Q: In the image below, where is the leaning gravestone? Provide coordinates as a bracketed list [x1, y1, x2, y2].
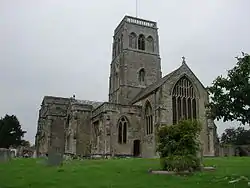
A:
[47, 149, 63, 167]
[0, 148, 11, 162]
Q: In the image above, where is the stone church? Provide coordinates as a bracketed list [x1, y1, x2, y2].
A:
[35, 15, 217, 158]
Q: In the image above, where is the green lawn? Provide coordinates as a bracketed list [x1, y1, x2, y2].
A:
[0, 157, 249, 188]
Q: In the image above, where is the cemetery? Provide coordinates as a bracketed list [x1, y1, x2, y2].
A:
[0, 156, 249, 188]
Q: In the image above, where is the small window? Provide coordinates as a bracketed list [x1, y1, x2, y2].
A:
[145, 102, 153, 135]
[138, 68, 145, 85]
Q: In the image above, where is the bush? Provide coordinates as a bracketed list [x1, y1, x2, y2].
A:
[157, 120, 202, 172]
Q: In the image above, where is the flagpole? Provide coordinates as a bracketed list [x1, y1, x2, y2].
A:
[136, 0, 138, 17]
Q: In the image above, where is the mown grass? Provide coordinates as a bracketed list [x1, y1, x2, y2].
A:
[0, 157, 249, 188]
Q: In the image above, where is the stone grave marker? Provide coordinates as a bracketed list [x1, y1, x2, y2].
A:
[47, 149, 63, 167]
[0, 148, 11, 162]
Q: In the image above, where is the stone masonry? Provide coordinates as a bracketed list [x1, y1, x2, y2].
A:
[35, 15, 217, 158]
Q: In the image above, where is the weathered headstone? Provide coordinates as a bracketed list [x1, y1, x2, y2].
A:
[0, 148, 11, 162]
[47, 149, 63, 166]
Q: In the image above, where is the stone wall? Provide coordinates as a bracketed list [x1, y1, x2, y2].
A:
[91, 103, 142, 156]
[218, 145, 250, 157]
[36, 96, 70, 155]
[158, 63, 213, 156]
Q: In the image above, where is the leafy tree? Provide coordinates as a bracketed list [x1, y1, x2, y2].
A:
[221, 127, 250, 145]
[21, 140, 31, 147]
[0, 114, 26, 148]
[157, 120, 202, 172]
[207, 53, 250, 125]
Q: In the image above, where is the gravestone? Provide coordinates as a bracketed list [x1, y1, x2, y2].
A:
[0, 148, 11, 162]
[47, 149, 63, 166]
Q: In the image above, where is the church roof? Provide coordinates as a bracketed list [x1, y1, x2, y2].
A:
[130, 61, 208, 104]
[130, 67, 181, 104]
[72, 99, 104, 109]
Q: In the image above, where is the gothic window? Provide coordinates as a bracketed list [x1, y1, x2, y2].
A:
[120, 34, 123, 51]
[112, 42, 116, 58]
[129, 32, 137, 48]
[66, 114, 70, 129]
[118, 38, 121, 54]
[145, 101, 153, 135]
[147, 36, 154, 52]
[172, 76, 197, 124]
[138, 68, 145, 85]
[118, 117, 128, 144]
[138, 34, 145, 50]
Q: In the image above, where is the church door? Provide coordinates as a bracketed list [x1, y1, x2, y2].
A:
[133, 140, 141, 157]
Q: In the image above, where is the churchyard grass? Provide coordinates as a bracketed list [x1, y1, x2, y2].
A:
[0, 157, 249, 188]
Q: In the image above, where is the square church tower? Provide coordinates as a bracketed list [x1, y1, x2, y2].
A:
[109, 16, 162, 105]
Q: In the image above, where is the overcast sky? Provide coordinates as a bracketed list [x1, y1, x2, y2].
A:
[1, 0, 250, 144]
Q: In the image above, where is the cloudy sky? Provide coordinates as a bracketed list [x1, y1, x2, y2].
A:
[1, 0, 250, 144]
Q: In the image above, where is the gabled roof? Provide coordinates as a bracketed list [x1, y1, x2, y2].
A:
[130, 61, 208, 104]
[130, 67, 181, 104]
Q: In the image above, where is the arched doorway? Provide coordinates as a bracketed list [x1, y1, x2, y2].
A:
[133, 140, 141, 157]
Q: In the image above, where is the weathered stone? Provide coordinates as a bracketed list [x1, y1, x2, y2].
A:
[35, 15, 216, 159]
[0, 148, 11, 162]
[47, 149, 63, 166]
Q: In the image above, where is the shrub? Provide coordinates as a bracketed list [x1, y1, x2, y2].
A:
[157, 120, 202, 172]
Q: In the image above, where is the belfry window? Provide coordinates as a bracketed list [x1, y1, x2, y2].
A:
[118, 117, 128, 144]
[172, 76, 197, 124]
[147, 36, 154, 52]
[138, 34, 145, 50]
[129, 32, 137, 49]
[145, 102, 153, 135]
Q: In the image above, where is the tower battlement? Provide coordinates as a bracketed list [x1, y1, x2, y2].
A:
[115, 16, 157, 34]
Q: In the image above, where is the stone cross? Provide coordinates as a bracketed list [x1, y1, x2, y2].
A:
[182, 56, 186, 64]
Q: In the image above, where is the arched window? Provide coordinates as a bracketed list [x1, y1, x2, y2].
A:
[117, 38, 121, 54]
[147, 36, 154, 52]
[138, 34, 145, 50]
[120, 34, 123, 51]
[118, 117, 128, 144]
[66, 114, 70, 128]
[145, 102, 153, 135]
[138, 68, 145, 85]
[172, 76, 197, 124]
[112, 42, 116, 58]
[129, 32, 137, 48]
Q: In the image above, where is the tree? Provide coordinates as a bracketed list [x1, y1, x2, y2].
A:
[220, 127, 250, 145]
[21, 140, 31, 147]
[157, 120, 202, 172]
[207, 53, 250, 125]
[0, 114, 26, 148]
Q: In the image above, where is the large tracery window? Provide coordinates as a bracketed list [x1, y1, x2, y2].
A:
[172, 76, 197, 124]
[118, 117, 128, 144]
[145, 102, 153, 135]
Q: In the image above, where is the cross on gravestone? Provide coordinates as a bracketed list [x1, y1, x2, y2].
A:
[47, 149, 63, 167]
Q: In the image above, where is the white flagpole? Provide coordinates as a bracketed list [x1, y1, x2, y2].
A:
[136, 0, 138, 17]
